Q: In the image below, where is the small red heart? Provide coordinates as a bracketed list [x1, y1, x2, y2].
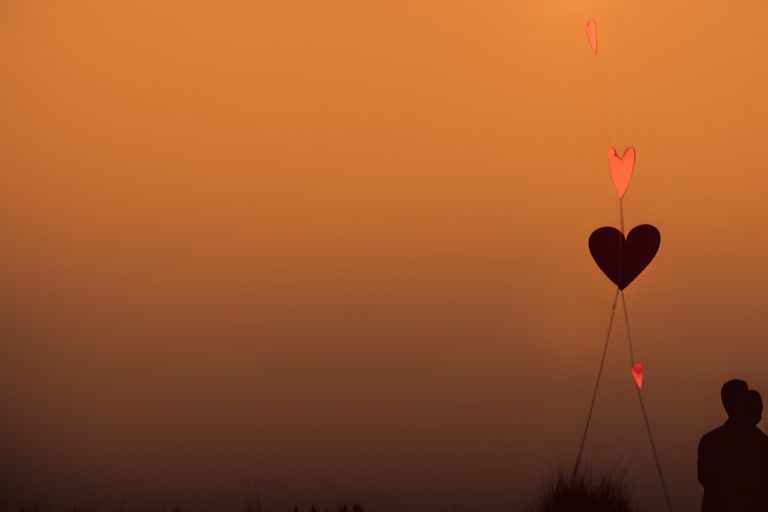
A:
[632, 363, 644, 390]
[608, 147, 635, 198]
[585, 20, 598, 54]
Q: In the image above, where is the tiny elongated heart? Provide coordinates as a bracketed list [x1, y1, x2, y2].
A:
[588, 224, 660, 290]
[608, 147, 635, 198]
[586, 20, 598, 54]
[632, 363, 644, 390]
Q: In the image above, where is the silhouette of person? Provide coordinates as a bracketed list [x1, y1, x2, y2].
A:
[698, 379, 768, 511]
[746, 389, 764, 426]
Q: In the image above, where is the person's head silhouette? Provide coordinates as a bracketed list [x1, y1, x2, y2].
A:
[721, 379, 748, 419]
[746, 389, 763, 426]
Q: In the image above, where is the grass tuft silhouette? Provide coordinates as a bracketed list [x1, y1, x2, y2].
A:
[528, 465, 634, 512]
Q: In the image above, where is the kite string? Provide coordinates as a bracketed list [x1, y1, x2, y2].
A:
[591, 51, 612, 149]
[573, 287, 620, 479]
[619, 198, 624, 235]
[621, 290, 674, 512]
[586, 21, 672, 510]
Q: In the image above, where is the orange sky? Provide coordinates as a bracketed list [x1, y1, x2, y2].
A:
[2, 1, 768, 510]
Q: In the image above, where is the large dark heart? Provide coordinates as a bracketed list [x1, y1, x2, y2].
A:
[588, 224, 660, 290]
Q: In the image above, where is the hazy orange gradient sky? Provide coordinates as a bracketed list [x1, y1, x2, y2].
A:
[2, 1, 768, 510]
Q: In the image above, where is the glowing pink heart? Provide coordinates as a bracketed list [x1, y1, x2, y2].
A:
[608, 147, 635, 198]
[586, 20, 598, 54]
[632, 363, 644, 390]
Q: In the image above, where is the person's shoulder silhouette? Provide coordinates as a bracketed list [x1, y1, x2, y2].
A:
[698, 379, 768, 512]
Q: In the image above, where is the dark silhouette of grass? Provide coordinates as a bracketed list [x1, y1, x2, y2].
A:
[11, 502, 364, 512]
[528, 466, 635, 512]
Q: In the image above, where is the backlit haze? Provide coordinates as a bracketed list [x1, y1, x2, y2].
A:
[2, 1, 768, 511]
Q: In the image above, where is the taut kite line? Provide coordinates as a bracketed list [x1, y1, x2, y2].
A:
[571, 18, 673, 512]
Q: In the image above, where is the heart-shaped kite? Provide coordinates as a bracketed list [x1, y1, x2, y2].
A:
[608, 147, 635, 198]
[632, 363, 644, 390]
[586, 20, 598, 54]
[588, 224, 660, 290]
